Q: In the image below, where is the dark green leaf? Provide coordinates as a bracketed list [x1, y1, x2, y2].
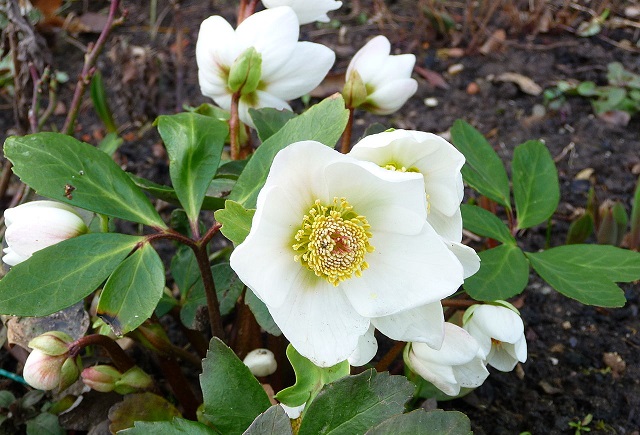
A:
[171, 245, 200, 295]
[130, 175, 226, 211]
[119, 417, 217, 435]
[0, 233, 141, 317]
[215, 200, 256, 245]
[526, 245, 640, 306]
[566, 213, 594, 244]
[460, 204, 515, 245]
[365, 410, 471, 435]
[97, 242, 165, 336]
[243, 405, 293, 435]
[4, 133, 166, 228]
[463, 244, 529, 301]
[90, 71, 117, 133]
[25, 412, 65, 435]
[200, 338, 271, 435]
[275, 345, 349, 407]
[249, 108, 297, 142]
[157, 113, 229, 221]
[217, 159, 249, 180]
[298, 370, 414, 435]
[245, 290, 281, 336]
[450, 120, 511, 208]
[108, 392, 181, 434]
[230, 95, 349, 208]
[630, 176, 640, 250]
[512, 140, 559, 229]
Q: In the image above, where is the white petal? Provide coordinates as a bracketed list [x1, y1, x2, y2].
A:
[347, 36, 391, 84]
[264, 42, 335, 100]
[513, 336, 528, 363]
[408, 344, 460, 396]
[266, 282, 369, 367]
[470, 305, 525, 345]
[464, 322, 492, 358]
[365, 53, 416, 89]
[452, 357, 490, 389]
[365, 78, 418, 114]
[412, 324, 480, 366]
[263, 0, 342, 24]
[348, 325, 378, 367]
[235, 7, 299, 78]
[372, 302, 444, 349]
[196, 15, 238, 100]
[428, 207, 463, 242]
[2, 247, 27, 266]
[280, 403, 305, 419]
[237, 91, 292, 128]
[343, 223, 464, 317]
[487, 347, 518, 372]
[443, 240, 480, 279]
[350, 130, 437, 168]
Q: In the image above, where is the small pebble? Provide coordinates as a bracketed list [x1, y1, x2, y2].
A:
[424, 97, 439, 107]
[447, 63, 464, 75]
[569, 337, 578, 347]
[466, 82, 480, 95]
[531, 104, 546, 117]
[562, 321, 571, 330]
[549, 357, 559, 366]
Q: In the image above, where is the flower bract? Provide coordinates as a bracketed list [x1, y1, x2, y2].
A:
[262, 0, 342, 24]
[230, 141, 465, 366]
[3, 200, 88, 266]
[196, 7, 335, 128]
[345, 35, 417, 114]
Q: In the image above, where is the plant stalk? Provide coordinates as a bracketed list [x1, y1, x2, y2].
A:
[69, 334, 135, 372]
[340, 107, 355, 153]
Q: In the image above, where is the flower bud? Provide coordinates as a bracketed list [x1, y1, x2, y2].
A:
[342, 69, 368, 109]
[59, 356, 82, 391]
[227, 47, 263, 96]
[28, 331, 73, 356]
[243, 348, 277, 377]
[3, 200, 88, 266]
[23, 350, 81, 391]
[115, 366, 153, 394]
[81, 365, 122, 392]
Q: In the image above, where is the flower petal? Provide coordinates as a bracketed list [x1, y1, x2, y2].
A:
[443, 239, 480, 278]
[346, 35, 390, 83]
[266, 282, 370, 367]
[372, 302, 444, 349]
[487, 347, 518, 372]
[348, 325, 378, 366]
[428, 207, 463, 242]
[196, 16, 239, 99]
[412, 324, 480, 366]
[264, 42, 335, 100]
[262, 0, 342, 24]
[452, 357, 490, 389]
[343, 223, 464, 317]
[2, 247, 27, 267]
[365, 78, 418, 114]
[238, 91, 292, 128]
[471, 305, 524, 345]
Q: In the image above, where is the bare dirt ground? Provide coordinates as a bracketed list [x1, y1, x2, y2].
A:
[1, 0, 639, 433]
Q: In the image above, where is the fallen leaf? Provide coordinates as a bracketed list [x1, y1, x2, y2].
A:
[414, 66, 449, 89]
[31, 0, 62, 18]
[495, 72, 542, 96]
[575, 168, 595, 180]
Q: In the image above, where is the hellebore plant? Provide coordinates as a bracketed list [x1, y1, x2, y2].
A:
[261, 0, 342, 24]
[1, 2, 640, 433]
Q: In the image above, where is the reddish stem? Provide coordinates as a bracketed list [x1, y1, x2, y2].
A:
[229, 91, 242, 160]
[68, 334, 134, 372]
[340, 107, 355, 154]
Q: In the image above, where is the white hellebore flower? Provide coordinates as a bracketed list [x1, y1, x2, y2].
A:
[463, 303, 528, 372]
[3, 200, 88, 266]
[345, 35, 417, 114]
[230, 141, 465, 367]
[406, 323, 489, 396]
[262, 0, 342, 24]
[196, 7, 335, 128]
[349, 129, 480, 278]
[243, 348, 278, 377]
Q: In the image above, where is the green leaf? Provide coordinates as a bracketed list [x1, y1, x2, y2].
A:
[108, 392, 181, 434]
[200, 337, 271, 435]
[181, 263, 244, 328]
[275, 345, 349, 408]
[0, 233, 141, 317]
[130, 175, 226, 212]
[4, 134, 165, 228]
[450, 120, 511, 208]
[157, 113, 229, 221]
[25, 412, 65, 435]
[249, 108, 297, 142]
[365, 410, 471, 435]
[97, 132, 124, 156]
[298, 370, 414, 435]
[566, 213, 594, 244]
[243, 405, 293, 435]
[97, 242, 165, 336]
[463, 244, 529, 301]
[512, 140, 559, 229]
[230, 95, 349, 208]
[171, 245, 200, 295]
[119, 417, 217, 435]
[90, 71, 117, 133]
[526, 245, 640, 307]
[460, 204, 515, 245]
[214, 200, 256, 245]
[245, 290, 281, 336]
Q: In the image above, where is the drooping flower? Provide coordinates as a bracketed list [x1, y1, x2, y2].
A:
[3, 200, 88, 266]
[262, 0, 342, 24]
[405, 323, 489, 396]
[463, 303, 527, 371]
[243, 348, 278, 377]
[23, 332, 81, 391]
[344, 35, 417, 114]
[196, 7, 335, 128]
[349, 129, 479, 277]
[230, 141, 465, 367]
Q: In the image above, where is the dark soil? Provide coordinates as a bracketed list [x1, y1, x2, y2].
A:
[1, 0, 639, 434]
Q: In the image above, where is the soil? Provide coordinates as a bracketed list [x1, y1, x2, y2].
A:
[1, 0, 640, 434]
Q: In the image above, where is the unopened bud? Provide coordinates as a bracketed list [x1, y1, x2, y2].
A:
[59, 356, 82, 391]
[23, 350, 80, 391]
[81, 365, 122, 392]
[115, 366, 153, 394]
[243, 348, 277, 377]
[342, 69, 368, 109]
[228, 47, 263, 95]
[28, 331, 73, 356]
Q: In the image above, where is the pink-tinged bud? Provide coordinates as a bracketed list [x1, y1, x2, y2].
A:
[23, 350, 80, 391]
[28, 331, 73, 356]
[115, 366, 153, 394]
[243, 348, 277, 377]
[81, 365, 121, 393]
[3, 200, 88, 266]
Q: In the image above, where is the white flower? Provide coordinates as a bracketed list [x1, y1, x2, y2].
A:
[262, 0, 342, 24]
[3, 200, 88, 266]
[463, 303, 528, 372]
[230, 141, 465, 367]
[345, 35, 417, 114]
[349, 129, 480, 278]
[243, 348, 278, 376]
[405, 323, 489, 396]
[196, 7, 335, 128]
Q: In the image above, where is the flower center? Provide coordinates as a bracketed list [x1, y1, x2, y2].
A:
[293, 197, 374, 286]
[382, 162, 420, 173]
